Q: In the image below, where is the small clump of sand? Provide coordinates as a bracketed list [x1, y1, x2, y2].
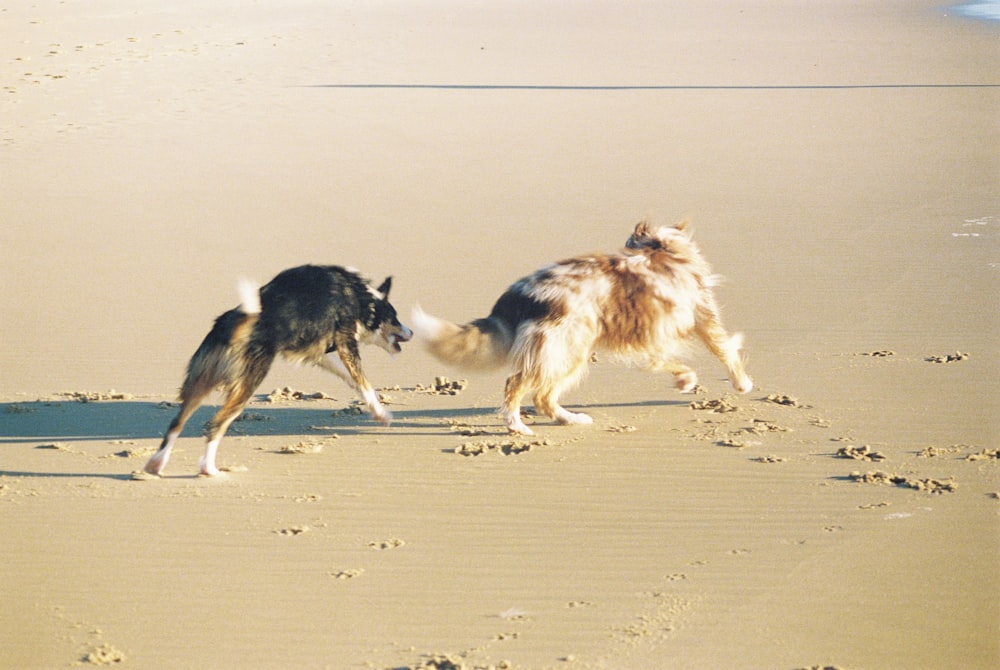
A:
[849, 471, 957, 494]
[835, 445, 887, 462]
[81, 643, 126, 665]
[416, 376, 470, 396]
[925, 351, 971, 363]
[454, 438, 553, 456]
[265, 387, 336, 402]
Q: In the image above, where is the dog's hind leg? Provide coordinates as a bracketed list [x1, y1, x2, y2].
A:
[694, 302, 753, 393]
[533, 360, 593, 426]
[144, 388, 212, 476]
[502, 372, 534, 435]
[198, 380, 257, 476]
[147, 305, 263, 476]
[198, 352, 272, 476]
[535, 392, 594, 426]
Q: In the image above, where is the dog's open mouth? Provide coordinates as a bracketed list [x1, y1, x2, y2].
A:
[388, 327, 413, 353]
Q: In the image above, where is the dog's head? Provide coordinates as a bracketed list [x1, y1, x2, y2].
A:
[625, 219, 692, 253]
[367, 277, 413, 354]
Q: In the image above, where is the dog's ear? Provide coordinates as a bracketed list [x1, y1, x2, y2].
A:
[674, 219, 690, 233]
[376, 276, 392, 299]
[633, 220, 651, 236]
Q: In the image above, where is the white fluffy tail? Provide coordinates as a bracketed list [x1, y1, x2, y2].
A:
[411, 306, 512, 370]
[410, 305, 449, 341]
[236, 276, 261, 315]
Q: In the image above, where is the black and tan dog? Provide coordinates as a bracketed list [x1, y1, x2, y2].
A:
[145, 265, 412, 476]
[413, 221, 752, 434]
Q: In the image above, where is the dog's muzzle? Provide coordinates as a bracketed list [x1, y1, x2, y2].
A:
[389, 325, 413, 353]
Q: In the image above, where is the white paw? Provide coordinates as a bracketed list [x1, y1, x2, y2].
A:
[198, 458, 222, 477]
[557, 411, 593, 426]
[733, 376, 753, 394]
[506, 414, 534, 435]
[372, 406, 393, 425]
[144, 454, 167, 476]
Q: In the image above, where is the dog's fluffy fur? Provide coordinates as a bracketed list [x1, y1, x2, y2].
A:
[145, 265, 412, 476]
[412, 220, 752, 434]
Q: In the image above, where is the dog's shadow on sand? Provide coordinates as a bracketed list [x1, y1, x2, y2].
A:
[0, 468, 136, 482]
[0, 398, 689, 443]
[0, 398, 689, 480]
[0, 400, 491, 443]
[0, 399, 469, 481]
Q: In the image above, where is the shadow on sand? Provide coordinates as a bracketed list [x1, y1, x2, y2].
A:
[0, 396, 690, 443]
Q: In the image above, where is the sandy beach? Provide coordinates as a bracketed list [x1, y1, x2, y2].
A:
[2, 1, 998, 668]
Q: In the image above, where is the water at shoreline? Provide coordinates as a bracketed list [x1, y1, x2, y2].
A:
[951, 1, 1000, 21]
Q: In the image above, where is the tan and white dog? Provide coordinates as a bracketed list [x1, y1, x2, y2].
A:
[412, 220, 752, 434]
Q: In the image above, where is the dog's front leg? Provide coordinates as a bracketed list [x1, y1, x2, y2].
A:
[694, 302, 753, 394]
[319, 346, 391, 425]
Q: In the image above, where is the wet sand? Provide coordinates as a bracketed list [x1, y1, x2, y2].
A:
[1, 1, 998, 668]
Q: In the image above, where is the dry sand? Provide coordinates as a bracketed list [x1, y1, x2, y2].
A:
[1, 1, 998, 668]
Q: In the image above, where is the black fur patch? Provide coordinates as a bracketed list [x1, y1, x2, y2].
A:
[251, 265, 394, 356]
[489, 283, 551, 331]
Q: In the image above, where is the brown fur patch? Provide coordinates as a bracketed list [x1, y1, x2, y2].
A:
[598, 256, 675, 351]
[415, 220, 752, 434]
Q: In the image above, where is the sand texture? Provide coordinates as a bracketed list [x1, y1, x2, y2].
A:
[2, 1, 998, 668]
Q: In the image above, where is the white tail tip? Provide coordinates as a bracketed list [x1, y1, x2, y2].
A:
[236, 276, 261, 314]
[410, 305, 441, 340]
